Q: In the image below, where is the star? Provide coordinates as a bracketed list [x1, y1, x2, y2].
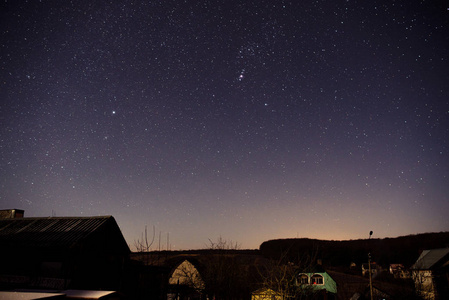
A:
[1, 0, 447, 250]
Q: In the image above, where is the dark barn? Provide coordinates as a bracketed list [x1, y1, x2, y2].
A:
[0, 215, 130, 292]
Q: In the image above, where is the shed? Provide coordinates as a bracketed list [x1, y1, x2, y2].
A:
[0, 216, 130, 291]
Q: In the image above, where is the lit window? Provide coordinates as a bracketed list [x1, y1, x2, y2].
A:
[311, 274, 324, 285]
[298, 274, 309, 284]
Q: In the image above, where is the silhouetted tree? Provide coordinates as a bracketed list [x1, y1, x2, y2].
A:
[257, 249, 324, 300]
[201, 237, 251, 300]
[134, 225, 156, 252]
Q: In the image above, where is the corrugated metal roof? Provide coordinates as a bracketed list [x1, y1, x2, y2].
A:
[0, 216, 113, 249]
[63, 290, 118, 299]
[411, 248, 449, 270]
[0, 291, 65, 299]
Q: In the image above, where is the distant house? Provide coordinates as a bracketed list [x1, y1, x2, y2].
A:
[389, 263, 410, 279]
[411, 248, 449, 300]
[296, 269, 337, 300]
[349, 262, 357, 269]
[361, 262, 379, 277]
[0, 215, 130, 291]
[251, 288, 283, 300]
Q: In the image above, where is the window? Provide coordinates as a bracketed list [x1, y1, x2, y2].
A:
[311, 274, 324, 285]
[298, 274, 309, 284]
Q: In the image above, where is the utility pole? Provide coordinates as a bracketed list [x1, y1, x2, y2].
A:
[368, 231, 374, 300]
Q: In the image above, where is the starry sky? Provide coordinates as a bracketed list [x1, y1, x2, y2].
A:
[1, 0, 448, 250]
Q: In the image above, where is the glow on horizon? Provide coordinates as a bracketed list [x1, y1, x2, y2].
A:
[1, 0, 448, 251]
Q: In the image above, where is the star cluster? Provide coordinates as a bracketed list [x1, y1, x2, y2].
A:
[1, 0, 448, 249]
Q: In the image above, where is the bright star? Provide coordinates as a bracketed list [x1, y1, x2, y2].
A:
[238, 69, 245, 81]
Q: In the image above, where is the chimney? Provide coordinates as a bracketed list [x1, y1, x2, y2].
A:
[0, 209, 24, 219]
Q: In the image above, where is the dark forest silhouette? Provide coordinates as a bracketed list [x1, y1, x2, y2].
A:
[259, 231, 449, 268]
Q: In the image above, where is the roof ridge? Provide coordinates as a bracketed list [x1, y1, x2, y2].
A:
[0, 215, 113, 220]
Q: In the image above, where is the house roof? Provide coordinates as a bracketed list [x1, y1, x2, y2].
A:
[371, 281, 415, 299]
[327, 270, 416, 299]
[389, 264, 404, 269]
[0, 291, 65, 299]
[2, 290, 121, 300]
[411, 248, 449, 270]
[63, 290, 119, 299]
[297, 271, 337, 294]
[0, 216, 128, 251]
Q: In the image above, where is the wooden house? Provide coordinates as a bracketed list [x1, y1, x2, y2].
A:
[411, 248, 449, 300]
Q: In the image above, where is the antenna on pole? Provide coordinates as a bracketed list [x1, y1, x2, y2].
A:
[167, 232, 169, 251]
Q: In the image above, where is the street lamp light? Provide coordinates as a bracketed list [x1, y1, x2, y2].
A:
[368, 231, 374, 300]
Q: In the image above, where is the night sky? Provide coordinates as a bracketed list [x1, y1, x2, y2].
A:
[1, 0, 448, 250]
